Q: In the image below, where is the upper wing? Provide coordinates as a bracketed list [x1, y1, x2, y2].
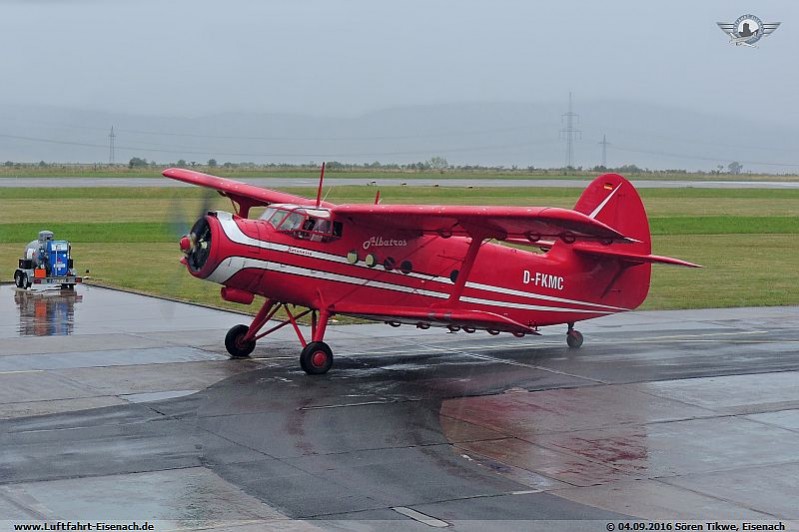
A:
[331, 204, 635, 243]
[162, 168, 328, 216]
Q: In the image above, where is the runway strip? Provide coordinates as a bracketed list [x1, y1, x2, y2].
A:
[0, 285, 798, 528]
[3, 177, 799, 188]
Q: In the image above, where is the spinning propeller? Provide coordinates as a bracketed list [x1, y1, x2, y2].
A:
[158, 186, 219, 319]
[180, 216, 213, 271]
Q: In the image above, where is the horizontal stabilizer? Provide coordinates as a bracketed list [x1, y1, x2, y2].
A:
[574, 245, 701, 268]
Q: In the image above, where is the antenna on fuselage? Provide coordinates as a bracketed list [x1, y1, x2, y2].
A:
[374, 190, 381, 205]
[315, 162, 326, 208]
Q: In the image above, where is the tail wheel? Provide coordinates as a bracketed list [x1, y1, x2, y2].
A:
[567, 330, 584, 349]
[225, 324, 255, 358]
[300, 341, 333, 375]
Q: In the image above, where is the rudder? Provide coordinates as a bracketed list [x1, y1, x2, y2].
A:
[562, 173, 652, 310]
[573, 173, 651, 255]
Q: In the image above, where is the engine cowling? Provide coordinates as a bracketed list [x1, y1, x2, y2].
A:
[181, 215, 221, 279]
[179, 212, 268, 290]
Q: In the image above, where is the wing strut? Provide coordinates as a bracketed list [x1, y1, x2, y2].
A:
[444, 231, 487, 304]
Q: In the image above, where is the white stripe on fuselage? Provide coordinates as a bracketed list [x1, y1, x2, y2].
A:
[213, 212, 628, 313]
[464, 281, 627, 312]
[206, 256, 266, 284]
[208, 256, 614, 315]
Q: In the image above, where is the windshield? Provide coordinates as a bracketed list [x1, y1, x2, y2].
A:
[259, 207, 277, 222]
[267, 209, 289, 229]
[279, 211, 306, 232]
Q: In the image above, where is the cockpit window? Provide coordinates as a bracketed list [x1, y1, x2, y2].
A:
[279, 212, 306, 232]
[267, 209, 289, 228]
[269, 207, 342, 242]
[259, 207, 277, 222]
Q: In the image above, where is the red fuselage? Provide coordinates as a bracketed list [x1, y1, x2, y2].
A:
[187, 207, 644, 332]
[165, 168, 699, 373]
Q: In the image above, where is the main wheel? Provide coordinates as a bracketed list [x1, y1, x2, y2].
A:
[567, 330, 584, 349]
[225, 324, 255, 358]
[14, 271, 27, 290]
[300, 341, 333, 375]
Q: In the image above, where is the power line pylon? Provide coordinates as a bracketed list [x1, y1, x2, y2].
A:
[560, 92, 581, 168]
[109, 126, 116, 165]
[598, 133, 610, 168]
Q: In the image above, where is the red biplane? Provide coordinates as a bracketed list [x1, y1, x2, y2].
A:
[165, 166, 699, 374]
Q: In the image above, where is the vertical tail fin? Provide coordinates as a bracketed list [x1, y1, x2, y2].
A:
[552, 174, 698, 310]
[573, 173, 651, 255]
[555, 174, 653, 309]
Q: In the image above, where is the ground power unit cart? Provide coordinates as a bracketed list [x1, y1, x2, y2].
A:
[14, 230, 82, 290]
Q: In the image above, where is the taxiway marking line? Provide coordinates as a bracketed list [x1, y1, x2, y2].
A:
[468, 352, 609, 384]
[415, 342, 609, 384]
[613, 330, 769, 342]
[341, 330, 775, 359]
[391, 506, 450, 528]
[298, 399, 405, 410]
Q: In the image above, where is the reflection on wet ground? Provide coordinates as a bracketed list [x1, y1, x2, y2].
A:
[0, 284, 798, 527]
[13, 287, 82, 336]
[0, 283, 248, 339]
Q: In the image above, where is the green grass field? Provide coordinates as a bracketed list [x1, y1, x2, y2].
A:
[2, 185, 797, 312]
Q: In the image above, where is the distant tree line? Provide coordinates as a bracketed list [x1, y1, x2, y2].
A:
[0, 157, 782, 176]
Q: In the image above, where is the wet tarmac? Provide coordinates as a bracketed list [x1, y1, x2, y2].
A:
[1, 284, 798, 529]
[2, 177, 799, 189]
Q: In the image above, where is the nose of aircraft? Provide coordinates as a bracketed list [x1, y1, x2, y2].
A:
[179, 235, 191, 253]
[181, 216, 214, 275]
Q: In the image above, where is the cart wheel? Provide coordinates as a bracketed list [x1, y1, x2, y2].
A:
[14, 271, 27, 290]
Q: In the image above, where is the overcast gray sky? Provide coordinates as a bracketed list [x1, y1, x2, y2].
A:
[1, 0, 795, 123]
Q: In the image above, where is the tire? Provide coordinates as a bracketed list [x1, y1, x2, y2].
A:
[14, 271, 27, 290]
[225, 324, 255, 358]
[300, 341, 334, 375]
[567, 330, 584, 349]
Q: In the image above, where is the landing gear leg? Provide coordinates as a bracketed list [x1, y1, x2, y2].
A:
[566, 322, 583, 349]
[300, 309, 333, 375]
[222, 300, 335, 374]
